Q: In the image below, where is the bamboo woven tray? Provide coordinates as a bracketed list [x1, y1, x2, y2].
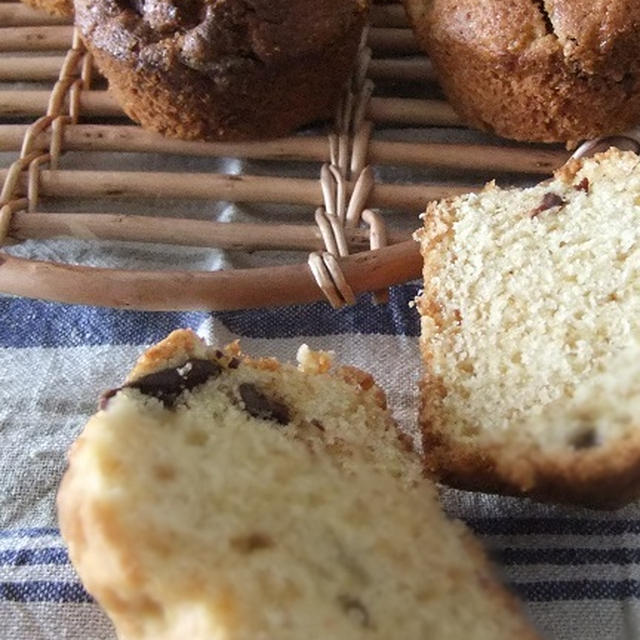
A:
[0, 1, 571, 310]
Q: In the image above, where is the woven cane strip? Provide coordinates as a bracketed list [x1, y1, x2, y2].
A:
[307, 252, 347, 309]
[19, 115, 54, 159]
[0, 203, 13, 245]
[27, 154, 52, 213]
[49, 115, 71, 169]
[362, 207, 390, 303]
[0, 199, 27, 245]
[351, 121, 375, 177]
[345, 167, 375, 228]
[0, 19, 87, 245]
[323, 252, 356, 305]
[309, 24, 390, 307]
[320, 164, 338, 216]
[0, 152, 41, 203]
[0, 4, 70, 28]
[48, 33, 88, 167]
[307, 251, 357, 309]
[314, 208, 339, 256]
[330, 165, 348, 222]
[571, 127, 640, 160]
[80, 47, 93, 86]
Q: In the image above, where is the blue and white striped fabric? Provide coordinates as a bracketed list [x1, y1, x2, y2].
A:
[2, 290, 640, 640]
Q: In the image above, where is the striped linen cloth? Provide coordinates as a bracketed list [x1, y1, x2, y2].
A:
[0, 122, 635, 639]
[2, 291, 640, 640]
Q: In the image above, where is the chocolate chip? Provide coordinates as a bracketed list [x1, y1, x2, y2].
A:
[238, 383, 290, 425]
[99, 388, 118, 410]
[129, 358, 221, 407]
[126, 0, 144, 15]
[531, 192, 566, 217]
[337, 595, 371, 628]
[571, 428, 599, 450]
[230, 532, 274, 554]
[228, 357, 240, 369]
[101, 358, 221, 409]
[575, 177, 589, 192]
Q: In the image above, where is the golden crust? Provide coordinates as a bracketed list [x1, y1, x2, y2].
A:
[403, 0, 640, 143]
[127, 329, 392, 414]
[127, 329, 209, 380]
[420, 389, 640, 508]
[416, 150, 640, 508]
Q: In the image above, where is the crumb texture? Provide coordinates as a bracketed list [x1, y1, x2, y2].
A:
[417, 150, 640, 503]
[58, 330, 539, 640]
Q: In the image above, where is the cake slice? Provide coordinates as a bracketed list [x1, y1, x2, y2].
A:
[415, 148, 640, 507]
[57, 329, 539, 640]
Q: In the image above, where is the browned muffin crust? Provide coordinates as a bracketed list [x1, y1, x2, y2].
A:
[403, 0, 640, 144]
[21, 0, 73, 16]
[75, 0, 369, 141]
[416, 149, 640, 508]
[420, 395, 640, 509]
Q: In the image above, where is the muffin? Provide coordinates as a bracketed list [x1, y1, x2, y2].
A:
[74, 0, 370, 140]
[57, 330, 541, 640]
[404, 0, 640, 144]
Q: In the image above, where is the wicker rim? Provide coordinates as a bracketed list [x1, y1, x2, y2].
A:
[0, 240, 421, 311]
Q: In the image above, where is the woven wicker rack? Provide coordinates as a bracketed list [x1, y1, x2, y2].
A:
[0, 1, 571, 310]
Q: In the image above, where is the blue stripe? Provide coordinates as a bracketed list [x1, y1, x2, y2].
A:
[0, 528, 59, 539]
[5, 544, 640, 569]
[0, 298, 208, 348]
[0, 581, 92, 603]
[513, 580, 640, 602]
[0, 285, 420, 348]
[4, 519, 640, 540]
[495, 547, 640, 566]
[2, 579, 640, 604]
[468, 518, 640, 537]
[0, 548, 68, 566]
[216, 285, 421, 339]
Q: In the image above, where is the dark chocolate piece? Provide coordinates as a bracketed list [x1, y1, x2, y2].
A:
[99, 388, 119, 410]
[575, 177, 590, 192]
[101, 358, 221, 409]
[571, 428, 599, 450]
[338, 594, 371, 628]
[239, 383, 290, 425]
[230, 532, 275, 554]
[531, 192, 566, 217]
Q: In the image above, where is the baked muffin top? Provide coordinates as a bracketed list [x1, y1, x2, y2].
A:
[76, 0, 369, 77]
[416, 0, 640, 77]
